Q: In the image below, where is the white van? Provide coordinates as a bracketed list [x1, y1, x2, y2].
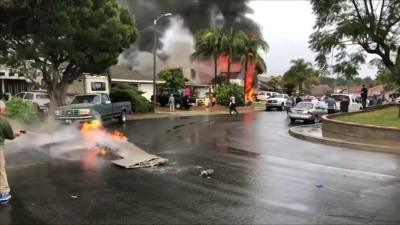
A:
[331, 94, 363, 112]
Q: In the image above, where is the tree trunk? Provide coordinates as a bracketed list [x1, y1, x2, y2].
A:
[227, 56, 231, 83]
[214, 55, 218, 93]
[47, 82, 69, 109]
[298, 82, 303, 95]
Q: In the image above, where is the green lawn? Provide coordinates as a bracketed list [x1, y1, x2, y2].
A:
[335, 106, 400, 128]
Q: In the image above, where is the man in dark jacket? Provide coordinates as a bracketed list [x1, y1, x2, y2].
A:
[0, 101, 22, 203]
[361, 84, 368, 109]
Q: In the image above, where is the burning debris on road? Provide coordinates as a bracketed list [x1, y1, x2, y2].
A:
[80, 120, 168, 169]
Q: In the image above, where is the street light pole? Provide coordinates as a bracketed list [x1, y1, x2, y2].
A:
[152, 13, 172, 103]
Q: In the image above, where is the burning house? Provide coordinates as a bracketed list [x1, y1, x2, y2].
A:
[116, 0, 264, 102]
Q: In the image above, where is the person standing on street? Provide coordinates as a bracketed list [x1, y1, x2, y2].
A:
[325, 95, 337, 114]
[340, 96, 349, 113]
[229, 95, 238, 115]
[0, 101, 23, 203]
[361, 84, 368, 109]
[168, 94, 175, 112]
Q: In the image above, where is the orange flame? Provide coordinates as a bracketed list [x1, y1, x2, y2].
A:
[245, 54, 256, 102]
[80, 120, 127, 170]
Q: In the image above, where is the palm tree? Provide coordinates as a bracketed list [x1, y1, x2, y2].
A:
[221, 31, 257, 82]
[191, 28, 223, 91]
[283, 59, 317, 95]
[237, 34, 269, 101]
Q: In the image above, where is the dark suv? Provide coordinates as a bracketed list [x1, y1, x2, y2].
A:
[155, 91, 195, 110]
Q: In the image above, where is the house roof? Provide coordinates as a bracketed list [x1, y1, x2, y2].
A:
[368, 84, 385, 96]
[311, 84, 331, 96]
[110, 65, 161, 82]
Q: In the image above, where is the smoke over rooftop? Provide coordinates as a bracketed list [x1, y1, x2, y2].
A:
[117, 0, 262, 84]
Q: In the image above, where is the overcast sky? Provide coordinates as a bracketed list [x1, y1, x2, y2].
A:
[247, 0, 377, 78]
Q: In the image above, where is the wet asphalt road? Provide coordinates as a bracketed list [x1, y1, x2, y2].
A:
[2, 111, 400, 224]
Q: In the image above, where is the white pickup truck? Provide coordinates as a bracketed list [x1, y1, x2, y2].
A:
[331, 94, 363, 112]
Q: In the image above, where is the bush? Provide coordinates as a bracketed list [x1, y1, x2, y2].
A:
[5, 97, 39, 124]
[110, 84, 154, 113]
[215, 84, 244, 106]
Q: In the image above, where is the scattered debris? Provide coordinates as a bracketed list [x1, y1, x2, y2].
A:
[108, 140, 168, 169]
[200, 169, 214, 178]
[315, 183, 323, 188]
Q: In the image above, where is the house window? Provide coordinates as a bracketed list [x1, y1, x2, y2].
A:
[0, 72, 5, 76]
[9, 72, 15, 76]
[91, 82, 106, 91]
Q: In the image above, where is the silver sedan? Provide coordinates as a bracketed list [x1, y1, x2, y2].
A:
[288, 101, 327, 124]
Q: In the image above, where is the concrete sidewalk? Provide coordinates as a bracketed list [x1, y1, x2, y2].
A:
[127, 105, 265, 120]
[289, 123, 400, 154]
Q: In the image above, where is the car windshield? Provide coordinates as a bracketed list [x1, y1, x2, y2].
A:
[296, 102, 314, 109]
[272, 94, 283, 98]
[71, 95, 99, 104]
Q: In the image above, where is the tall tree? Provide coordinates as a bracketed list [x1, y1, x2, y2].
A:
[220, 30, 251, 82]
[158, 68, 188, 92]
[237, 34, 268, 101]
[0, 0, 137, 107]
[310, 0, 400, 83]
[283, 59, 318, 95]
[191, 28, 223, 91]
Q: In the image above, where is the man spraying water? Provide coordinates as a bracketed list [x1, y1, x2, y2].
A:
[0, 101, 23, 203]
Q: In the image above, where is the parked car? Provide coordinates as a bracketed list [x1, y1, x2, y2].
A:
[54, 93, 132, 124]
[266, 94, 288, 111]
[331, 94, 363, 112]
[256, 91, 279, 101]
[15, 91, 50, 111]
[155, 91, 196, 110]
[288, 101, 328, 124]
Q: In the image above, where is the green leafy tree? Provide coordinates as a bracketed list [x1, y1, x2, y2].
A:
[0, 0, 137, 107]
[283, 59, 318, 95]
[310, 0, 400, 83]
[158, 68, 188, 92]
[191, 28, 223, 90]
[215, 83, 244, 106]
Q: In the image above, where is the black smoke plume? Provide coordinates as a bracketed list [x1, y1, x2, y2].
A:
[118, 0, 261, 52]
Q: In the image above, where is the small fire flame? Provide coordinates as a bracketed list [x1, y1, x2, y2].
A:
[80, 120, 127, 169]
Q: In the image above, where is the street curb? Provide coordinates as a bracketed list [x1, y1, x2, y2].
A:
[288, 125, 400, 155]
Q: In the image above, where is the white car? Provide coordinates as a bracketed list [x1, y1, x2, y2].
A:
[15, 91, 50, 111]
[256, 91, 279, 101]
[266, 94, 288, 111]
[331, 94, 363, 112]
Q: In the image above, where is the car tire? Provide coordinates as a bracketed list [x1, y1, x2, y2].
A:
[118, 110, 127, 123]
[278, 104, 284, 111]
[175, 102, 182, 110]
[266, 106, 271, 111]
[290, 118, 296, 123]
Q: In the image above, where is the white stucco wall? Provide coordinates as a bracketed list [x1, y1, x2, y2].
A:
[138, 83, 154, 100]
